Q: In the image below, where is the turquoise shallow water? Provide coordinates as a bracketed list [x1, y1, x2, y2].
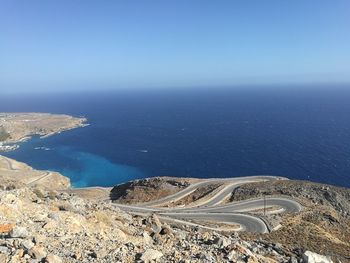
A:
[56, 148, 144, 187]
[2, 87, 350, 188]
[3, 135, 145, 187]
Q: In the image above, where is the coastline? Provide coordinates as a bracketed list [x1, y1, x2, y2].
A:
[0, 112, 89, 188]
[0, 154, 71, 189]
[0, 113, 87, 152]
[0, 113, 349, 261]
[39, 123, 90, 139]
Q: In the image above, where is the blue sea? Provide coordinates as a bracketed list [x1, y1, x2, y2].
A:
[2, 86, 350, 188]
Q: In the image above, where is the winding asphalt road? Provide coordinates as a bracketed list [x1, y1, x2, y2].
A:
[140, 176, 283, 207]
[162, 212, 268, 233]
[113, 176, 302, 233]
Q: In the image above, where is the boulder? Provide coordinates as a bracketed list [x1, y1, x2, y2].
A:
[214, 236, 231, 248]
[21, 239, 35, 250]
[42, 219, 58, 230]
[0, 223, 15, 234]
[9, 226, 29, 238]
[33, 234, 46, 244]
[159, 224, 173, 236]
[141, 249, 163, 262]
[45, 254, 63, 263]
[3, 193, 16, 203]
[115, 228, 127, 242]
[227, 249, 245, 262]
[142, 232, 153, 245]
[302, 251, 333, 263]
[29, 245, 47, 260]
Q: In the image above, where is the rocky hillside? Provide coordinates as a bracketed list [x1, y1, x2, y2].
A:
[230, 180, 350, 216]
[0, 155, 70, 190]
[110, 177, 350, 263]
[0, 178, 337, 263]
[0, 126, 10, 142]
[231, 180, 350, 262]
[110, 177, 192, 204]
[0, 155, 347, 262]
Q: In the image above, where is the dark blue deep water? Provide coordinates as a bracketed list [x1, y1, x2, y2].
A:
[2, 86, 350, 188]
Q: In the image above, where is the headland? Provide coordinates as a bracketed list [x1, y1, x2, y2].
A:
[0, 113, 87, 152]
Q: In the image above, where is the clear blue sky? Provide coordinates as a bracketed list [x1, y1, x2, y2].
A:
[1, 1, 350, 92]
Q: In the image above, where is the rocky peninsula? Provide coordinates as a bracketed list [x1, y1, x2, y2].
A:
[0, 113, 349, 262]
[0, 113, 87, 152]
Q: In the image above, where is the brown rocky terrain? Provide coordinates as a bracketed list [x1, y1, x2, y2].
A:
[170, 183, 222, 207]
[110, 177, 192, 204]
[0, 175, 337, 263]
[230, 180, 350, 262]
[0, 154, 341, 262]
[229, 180, 350, 216]
[0, 155, 70, 189]
[110, 177, 350, 262]
[0, 127, 10, 142]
